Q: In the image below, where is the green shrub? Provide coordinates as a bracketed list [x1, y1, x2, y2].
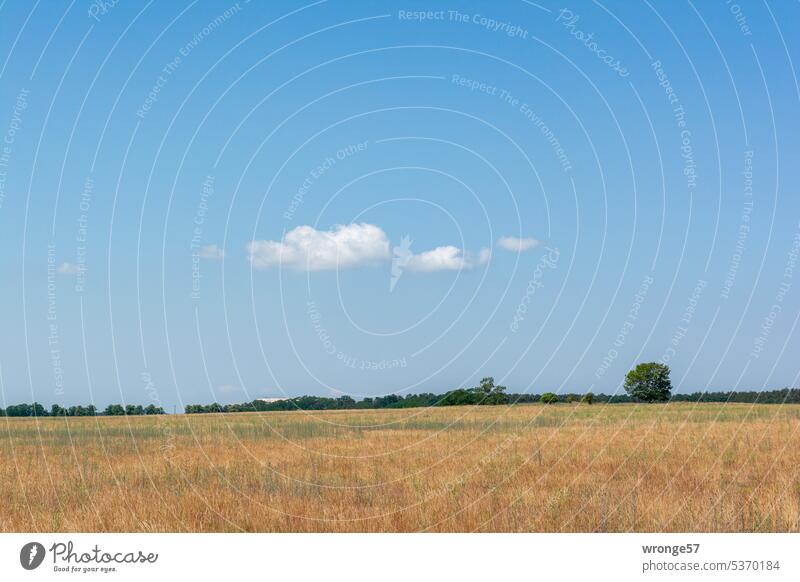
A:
[540, 392, 558, 404]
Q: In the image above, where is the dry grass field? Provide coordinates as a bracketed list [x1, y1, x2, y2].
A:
[2, 402, 799, 532]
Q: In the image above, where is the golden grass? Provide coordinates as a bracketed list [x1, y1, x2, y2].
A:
[1, 402, 799, 532]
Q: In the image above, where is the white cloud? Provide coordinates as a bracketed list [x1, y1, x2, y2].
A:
[57, 262, 82, 275]
[407, 246, 464, 272]
[406, 246, 489, 272]
[198, 244, 225, 260]
[248, 223, 491, 274]
[497, 236, 539, 252]
[248, 223, 391, 271]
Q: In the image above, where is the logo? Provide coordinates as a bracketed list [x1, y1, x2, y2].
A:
[20, 542, 46, 570]
[390, 235, 414, 292]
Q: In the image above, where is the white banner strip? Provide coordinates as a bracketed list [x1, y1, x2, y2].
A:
[1, 533, 798, 581]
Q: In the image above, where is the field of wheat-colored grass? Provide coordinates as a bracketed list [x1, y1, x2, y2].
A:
[1, 402, 799, 532]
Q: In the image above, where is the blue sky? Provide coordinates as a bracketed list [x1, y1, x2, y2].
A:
[0, 0, 799, 410]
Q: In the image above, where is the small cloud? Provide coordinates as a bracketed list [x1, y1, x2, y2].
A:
[497, 236, 538, 252]
[198, 244, 225, 260]
[217, 384, 238, 394]
[57, 262, 82, 275]
[248, 223, 391, 271]
[478, 247, 492, 265]
[406, 246, 487, 272]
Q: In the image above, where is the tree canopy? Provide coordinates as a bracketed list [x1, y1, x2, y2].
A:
[624, 362, 672, 402]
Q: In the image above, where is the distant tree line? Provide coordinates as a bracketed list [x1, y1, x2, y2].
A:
[532, 387, 800, 405]
[664, 389, 800, 404]
[5, 367, 800, 417]
[4, 389, 800, 418]
[0, 403, 165, 417]
[183, 372, 800, 414]
[186, 377, 511, 413]
[101, 404, 166, 416]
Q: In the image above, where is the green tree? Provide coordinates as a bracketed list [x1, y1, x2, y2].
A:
[478, 377, 495, 395]
[6, 403, 31, 416]
[624, 363, 672, 402]
[581, 392, 595, 405]
[440, 389, 477, 406]
[472, 377, 508, 405]
[104, 404, 125, 416]
[476, 377, 509, 405]
[488, 384, 509, 405]
[335, 395, 356, 409]
[540, 392, 558, 404]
